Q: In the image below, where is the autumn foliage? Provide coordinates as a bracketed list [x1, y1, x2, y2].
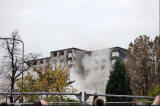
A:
[126, 35, 160, 96]
[16, 64, 76, 102]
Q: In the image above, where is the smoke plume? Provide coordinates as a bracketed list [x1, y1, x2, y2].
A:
[70, 49, 111, 94]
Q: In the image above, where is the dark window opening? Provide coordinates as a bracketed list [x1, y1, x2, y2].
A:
[101, 65, 105, 70]
[46, 59, 49, 63]
[68, 57, 72, 61]
[68, 50, 72, 53]
[60, 51, 64, 55]
[68, 64, 72, 68]
[33, 61, 37, 65]
[102, 59, 106, 63]
[26, 61, 31, 66]
[40, 60, 43, 64]
[53, 52, 57, 56]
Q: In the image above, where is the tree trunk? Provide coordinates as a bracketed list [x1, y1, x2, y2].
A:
[10, 78, 15, 103]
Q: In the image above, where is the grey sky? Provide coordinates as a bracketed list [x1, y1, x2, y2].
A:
[0, 0, 159, 57]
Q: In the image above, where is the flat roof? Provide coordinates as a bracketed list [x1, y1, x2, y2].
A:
[28, 57, 50, 62]
[50, 47, 89, 53]
[109, 46, 127, 51]
[28, 47, 127, 62]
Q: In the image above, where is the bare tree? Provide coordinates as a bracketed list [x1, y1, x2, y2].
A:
[0, 31, 39, 103]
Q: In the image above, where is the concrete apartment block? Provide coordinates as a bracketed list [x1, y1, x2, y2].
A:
[31, 47, 127, 71]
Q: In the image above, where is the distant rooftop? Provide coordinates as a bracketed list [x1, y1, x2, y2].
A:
[50, 47, 89, 53]
[34, 57, 50, 61]
[32, 47, 127, 61]
[109, 46, 127, 51]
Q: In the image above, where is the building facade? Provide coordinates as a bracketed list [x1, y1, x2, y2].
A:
[31, 47, 127, 71]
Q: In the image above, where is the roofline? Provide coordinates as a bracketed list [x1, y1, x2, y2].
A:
[50, 47, 89, 53]
[31, 57, 50, 62]
[26, 47, 127, 63]
[36, 57, 50, 60]
[109, 46, 127, 51]
[86, 46, 127, 52]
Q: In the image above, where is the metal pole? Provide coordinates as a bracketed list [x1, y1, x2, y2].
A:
[6, 94, 7, 103]
[17, 39, 24, 90]
[17, 39, 24, 103]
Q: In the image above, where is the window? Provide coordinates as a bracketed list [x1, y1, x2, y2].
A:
[111, 60, 116, 65]
[102, 59, 106, 63]
[68, 53, 72, 57]
[46, 59, 49, 63]
[68, 57, 72, 61]
[53, 52, 57, 56]
[60, 51, 64, 55]
[68, 64, 72, 68]
[33, 61, 37, 65]
[68, 50, 72, 53]
[112, 52, 119, 57]
[60, 58, 64, 62]
[68, 49, 72, 53]
[26, 61, 31, 66]
[101, 65, 105, 70]
[40, 60, 43, 64]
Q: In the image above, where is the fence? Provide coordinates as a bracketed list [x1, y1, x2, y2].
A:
[84, 92, 155, 105]
[0, 92, 155, 106]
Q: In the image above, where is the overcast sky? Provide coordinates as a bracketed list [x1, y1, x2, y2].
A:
[0, 0, 159, 57]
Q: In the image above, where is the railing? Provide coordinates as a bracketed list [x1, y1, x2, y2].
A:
[0, 92, 155, 106]
[84, 92, 155, 105]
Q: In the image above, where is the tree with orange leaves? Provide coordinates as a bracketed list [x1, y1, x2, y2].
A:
[126, 35, 160, 96]
[16, 64, 76, 102]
